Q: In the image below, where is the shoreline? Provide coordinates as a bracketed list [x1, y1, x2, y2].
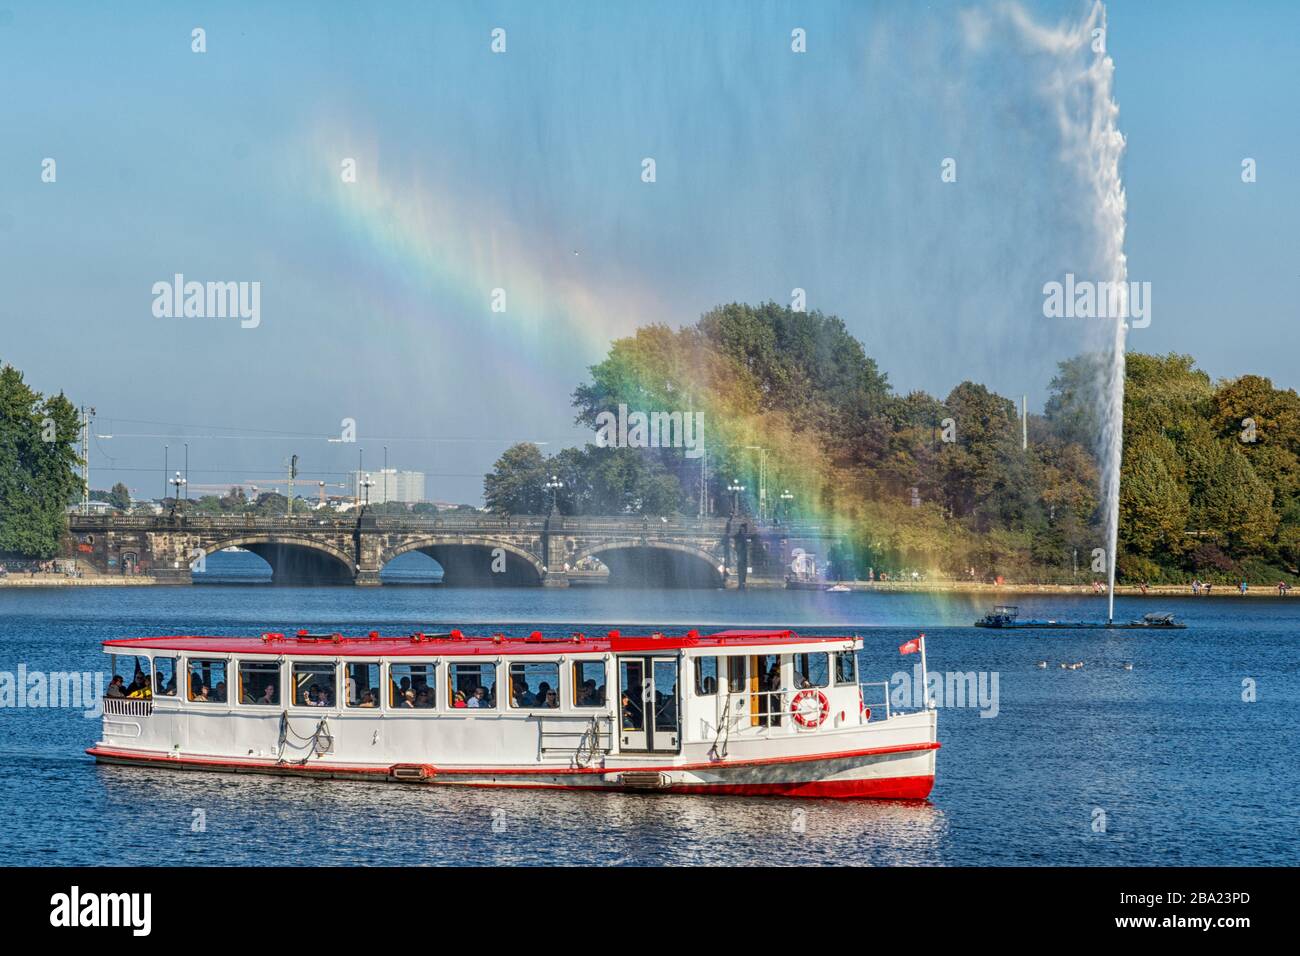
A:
[1, 575, 1292, 597]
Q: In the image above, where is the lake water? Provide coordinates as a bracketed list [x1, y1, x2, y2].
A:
[2, 559, 1296, 866]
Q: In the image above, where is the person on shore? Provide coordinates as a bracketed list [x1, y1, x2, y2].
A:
[1205, 582, 1212, 595]
[1192, 579, 1201, 595]
[1239, 580, 1248, 596]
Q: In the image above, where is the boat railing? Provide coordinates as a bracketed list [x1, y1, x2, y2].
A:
[858, 681, 891, 722]
[102, 696, 153, 717]
[538, 715, 614, 765]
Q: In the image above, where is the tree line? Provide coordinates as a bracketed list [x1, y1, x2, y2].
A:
[483, 304, 1299, 584]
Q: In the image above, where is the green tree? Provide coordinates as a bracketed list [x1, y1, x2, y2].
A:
[108, 482, 131, 511]
[0, 362, 82, 557]
[483, 443, 549, 515]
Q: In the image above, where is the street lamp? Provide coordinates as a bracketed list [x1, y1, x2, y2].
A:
[545, 475, 564, 515]
[360, 473, 375, 507]
[170, 471, 186, 514]
[727, 480, 745, 517]
[780, 488, 794, 522]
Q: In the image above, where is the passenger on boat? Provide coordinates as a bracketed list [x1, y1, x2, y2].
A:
[511, 678, 535, 708]
[576, 679, 597, 706]
[400, 689, 416, 708]
[258, 683, 277, 705]
[126, 672, 149, 696]
[358, 690, 376, 707]
[621, 690, 643, 728]
[536, 682, 555, 708]
[106, 676, 126, 698]
[542, 688, 559, 708]
[467, 686, 489, 708]
[415, 689, 432, 708]
[453, 690, 467, 708]
[211, 681, 226, 703]
[193, 685, 210, 703]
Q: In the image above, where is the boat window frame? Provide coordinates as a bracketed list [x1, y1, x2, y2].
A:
[234, 656, 283, 708]
[834, 651, 857, 686]
[287, 658, 342, 711]
[387, 660, 438, 711]
[790, 651, 831, 689]
[570, 657, 610, 709]
[446, 659, 500, 713]
[507, 659, 563, 711]
[184, 656, 232, 705]
[150, 654, 179, 698]
[693, 655, 719, 696]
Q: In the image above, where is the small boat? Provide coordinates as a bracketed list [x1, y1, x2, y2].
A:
[88, 627, 939, 800]
[825, 584, 851, 593]
[974, 606, 1185, 630]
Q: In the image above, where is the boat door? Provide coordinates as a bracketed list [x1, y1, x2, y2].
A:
[617, 656, 680, 753]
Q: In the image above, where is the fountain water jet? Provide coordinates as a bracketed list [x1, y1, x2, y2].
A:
[1007, 0, 1128, 621]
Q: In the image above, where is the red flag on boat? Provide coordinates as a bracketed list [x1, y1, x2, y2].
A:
[899, 635, 923, 655]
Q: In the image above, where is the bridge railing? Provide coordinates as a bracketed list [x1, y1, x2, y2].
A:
[68, 513, 836, 536]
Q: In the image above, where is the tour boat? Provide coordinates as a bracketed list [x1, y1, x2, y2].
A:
[88, 628, 939, 800]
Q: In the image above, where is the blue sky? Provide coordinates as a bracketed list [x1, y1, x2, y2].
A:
[1, 0, 1296, 503]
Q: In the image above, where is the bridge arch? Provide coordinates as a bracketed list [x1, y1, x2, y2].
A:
[574, 540, 724, 589]
[200, 535, 356, 585]
[382, 536, 545, 587]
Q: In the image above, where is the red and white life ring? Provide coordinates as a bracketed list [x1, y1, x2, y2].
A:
[790, 689, 830, 727]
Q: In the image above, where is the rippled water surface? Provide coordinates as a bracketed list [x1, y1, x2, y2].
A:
[2, 568, 1296, 865]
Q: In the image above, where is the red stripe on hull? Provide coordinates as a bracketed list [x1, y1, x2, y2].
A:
[87, 746, 937, 800]
[668, 775, 934, 800]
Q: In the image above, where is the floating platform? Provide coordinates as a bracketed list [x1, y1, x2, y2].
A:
[974, 607, 1186, 630]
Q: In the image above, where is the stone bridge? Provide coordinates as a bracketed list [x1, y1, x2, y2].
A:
[66, 513, 842, 588]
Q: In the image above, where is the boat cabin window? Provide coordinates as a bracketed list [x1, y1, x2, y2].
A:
[792, 652, 829, 689]
[725, 656, 747, 695]
[389, 663, 435, 709]
[187, 658, 228, 703]
[152, 656, 177, 697]
[835, 651, 857, 685]
[109, 655, 155, 700]
[693, 656, 718, 695]
[292, 662, 337, 708]
[572, 660, 607, 707]
[509, 661, 560, 709]
[346, 662, 383, 708]
[449, 663, 497, 710]
[237, 660, 280, 706]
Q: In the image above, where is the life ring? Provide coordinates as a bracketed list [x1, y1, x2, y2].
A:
[790, 689, 829, 727]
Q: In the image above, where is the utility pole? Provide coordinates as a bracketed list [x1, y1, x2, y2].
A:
[287, 455, 298, 515]
[745, 446, 767, 521]
[79, 405, 95, 515]
[1022, 395, 1028, 451]
[698, 447, 708, 518]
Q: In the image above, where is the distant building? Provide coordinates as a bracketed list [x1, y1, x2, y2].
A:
[350, 469, 426, 505]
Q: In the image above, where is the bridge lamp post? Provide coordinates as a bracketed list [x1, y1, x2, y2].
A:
[170, 471, 186, 515]
[360, 473, 375, 509]
[780, 489, 794, 522]
[545, 475, 564, 515]
[727, 480, 745, 517]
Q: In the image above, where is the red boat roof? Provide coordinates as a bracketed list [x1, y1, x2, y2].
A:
[101, 628, 852, 658]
